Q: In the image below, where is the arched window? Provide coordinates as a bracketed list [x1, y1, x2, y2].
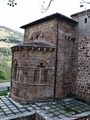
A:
[34, 61, 48, 83]
[13, 60, 18, 81]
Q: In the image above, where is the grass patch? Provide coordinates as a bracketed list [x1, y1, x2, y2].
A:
[0, 90, 10, 96]
[62, 105, 79, 114]
[63, 106, 73, 112]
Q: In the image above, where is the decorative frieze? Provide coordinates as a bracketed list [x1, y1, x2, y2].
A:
[11, 46, 55, 52]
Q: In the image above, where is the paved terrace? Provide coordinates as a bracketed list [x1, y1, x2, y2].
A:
[0, 96, 90, 120]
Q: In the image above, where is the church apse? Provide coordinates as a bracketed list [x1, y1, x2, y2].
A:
[10, 40, 55, 103]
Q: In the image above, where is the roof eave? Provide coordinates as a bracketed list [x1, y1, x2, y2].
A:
[71, 9, 90, 17]
[20, 13, 78, 29]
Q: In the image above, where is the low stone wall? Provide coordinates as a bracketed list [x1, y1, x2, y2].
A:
[13, 115, 35, 120]
[35, 113, 45, 120]
[12, 113, 45, 120]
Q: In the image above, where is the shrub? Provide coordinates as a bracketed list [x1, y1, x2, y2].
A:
[0, 90, 10, 96]
[0, 69, 8, 80]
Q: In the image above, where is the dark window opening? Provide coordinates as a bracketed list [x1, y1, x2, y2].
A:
[83, 46, 85, 50]
[14, 62, 18, 80]
[34, 70, 37, 82]
[44, 70, 48, 82]
[85, 18, 87, 23]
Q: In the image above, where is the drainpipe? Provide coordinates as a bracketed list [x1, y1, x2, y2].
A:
[53, 18, 58, 101]
[10, 48, 14, 95]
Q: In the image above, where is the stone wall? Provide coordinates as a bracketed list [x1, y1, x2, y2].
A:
[55, 20, 78, 99]
[11, 17, 78, 103]
[24, 19, 56, 44]
[71, 10, 90, 103]
[11, 19, 57, 103]
[35, 113, 45, 120]
[76, 38, 90, 103]
[11, 48, 55, 103]
[15, 115, 35, 120]
[71, 10, 90, 39]
[14, 113, 45, 120]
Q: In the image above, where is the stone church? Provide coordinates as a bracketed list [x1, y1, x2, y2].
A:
[10, 9, 90, 104]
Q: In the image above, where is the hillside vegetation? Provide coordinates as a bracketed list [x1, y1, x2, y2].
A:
[0, 26, 23, 83]
[0, 41, 17, 48]
[0, 26, 23, 44]
[0, 46, 12, 82]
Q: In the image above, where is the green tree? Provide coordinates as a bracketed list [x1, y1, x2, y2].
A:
[0, 60, 11, 80]
[0, 69, 7, 80]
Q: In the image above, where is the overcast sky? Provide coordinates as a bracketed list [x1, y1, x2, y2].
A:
[0, 0, 89, 33]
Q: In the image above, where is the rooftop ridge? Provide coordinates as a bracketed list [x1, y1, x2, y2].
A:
[20, 13, 78, 29]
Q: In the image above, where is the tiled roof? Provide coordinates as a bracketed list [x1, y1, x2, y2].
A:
[11, 41, 55, 49]
[20, 13, 78, 29]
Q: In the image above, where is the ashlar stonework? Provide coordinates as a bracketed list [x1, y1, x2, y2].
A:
[10, 10, 90, 103]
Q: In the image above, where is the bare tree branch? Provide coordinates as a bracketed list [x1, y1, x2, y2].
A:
[80, 0, 90, 8]
[40, 0, 90, 13]
[82, 0, 90, 4]
[40, 0, 54, 13]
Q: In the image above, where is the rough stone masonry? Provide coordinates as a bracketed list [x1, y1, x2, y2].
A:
[10, 9, 90, 104]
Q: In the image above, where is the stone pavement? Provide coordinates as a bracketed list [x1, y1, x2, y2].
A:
[0, 96, 90, 120]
